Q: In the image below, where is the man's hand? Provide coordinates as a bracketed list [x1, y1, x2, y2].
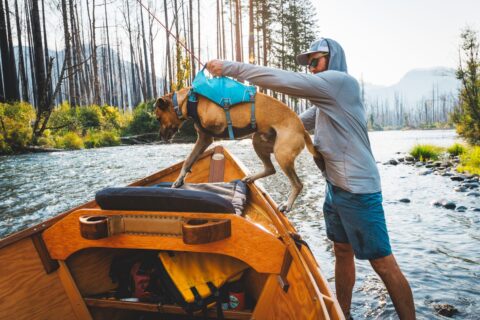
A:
[206, 59, 224, 76]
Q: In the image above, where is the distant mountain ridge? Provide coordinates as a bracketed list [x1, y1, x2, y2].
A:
[364, 67, 460, 108]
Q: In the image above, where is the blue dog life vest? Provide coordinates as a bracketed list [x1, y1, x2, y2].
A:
[187, 69, 257, 140]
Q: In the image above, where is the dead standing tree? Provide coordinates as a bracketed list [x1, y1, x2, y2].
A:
[31, 0, 68, 140]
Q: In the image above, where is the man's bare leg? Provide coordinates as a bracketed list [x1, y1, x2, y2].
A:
[334, 242, 356, 318]
[370, 254, 415, 319]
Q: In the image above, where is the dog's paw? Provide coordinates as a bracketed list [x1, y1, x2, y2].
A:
[172, 179, 184, 188]
[278, 202, 291, 213]
[242, 176, 254, 183]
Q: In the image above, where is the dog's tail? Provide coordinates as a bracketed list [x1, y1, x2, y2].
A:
[304, 131, 326, 171]
[303, 130, 321, 158]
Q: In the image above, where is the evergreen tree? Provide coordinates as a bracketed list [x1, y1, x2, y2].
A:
[276, 0, 318, 72]
[452, 27, 480, 145]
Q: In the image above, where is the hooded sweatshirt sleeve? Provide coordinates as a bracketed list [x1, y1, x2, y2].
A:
[299, 106, 317, 131]
[222, 61, 335, 101]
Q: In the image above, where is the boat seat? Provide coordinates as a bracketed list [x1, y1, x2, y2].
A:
[96, 187, 236, 214]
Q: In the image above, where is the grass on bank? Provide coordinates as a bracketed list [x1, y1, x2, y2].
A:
[409, 144, 445, 161]
[447, 143, 467, 157]
[409, 143, 479, 175]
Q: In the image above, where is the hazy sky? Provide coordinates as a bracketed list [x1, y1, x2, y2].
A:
[314, 0, 480, 86]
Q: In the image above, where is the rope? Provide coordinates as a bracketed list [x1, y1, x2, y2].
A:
[136, 0, 204, 68]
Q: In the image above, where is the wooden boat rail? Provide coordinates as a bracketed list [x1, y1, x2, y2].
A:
[43, 208, 286, 275]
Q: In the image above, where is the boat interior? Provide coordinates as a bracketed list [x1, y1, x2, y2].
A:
[0, 146, 343, 320]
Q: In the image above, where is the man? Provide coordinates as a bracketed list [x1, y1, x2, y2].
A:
[207, 37, 415, 319]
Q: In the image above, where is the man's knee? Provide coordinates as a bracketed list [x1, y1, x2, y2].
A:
[334, 242, 354, 259]
[370, 254, 399, 276]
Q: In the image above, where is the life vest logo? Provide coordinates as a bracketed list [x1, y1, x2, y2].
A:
[229, 294, 240, 309]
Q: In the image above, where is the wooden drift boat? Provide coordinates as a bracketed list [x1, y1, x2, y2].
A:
[0, 146, 343, 320]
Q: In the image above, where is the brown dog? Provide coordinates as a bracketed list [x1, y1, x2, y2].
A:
[154, 87, 321, 212]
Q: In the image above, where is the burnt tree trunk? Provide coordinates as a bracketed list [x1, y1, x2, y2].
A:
[139, 3, 151, 99]
[4, 0, 19, 100]
[26, 0, 37, 106]
[189, 0, 195, 78]
[104, 0, 114, 105]
[126, 0, 138, 106]
[41, 0, 52, 104]
[148, 11, 157, 97]
[89, 0, 101, 105]
[248, 0, 254, 63]
[116, 38, 124, 110]
[0, 0, 16, 101]
[61, 0, 75, 107]
[69, 0, 79, 106]
[14, 0, 28, 102]
[163, 0, 172, 90]
[31, 0, 47, 136]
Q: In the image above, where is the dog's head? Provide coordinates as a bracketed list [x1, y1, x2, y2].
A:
[154, 88, 189, 142]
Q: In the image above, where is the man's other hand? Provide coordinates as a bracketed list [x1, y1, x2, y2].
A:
[206, 60, 223, 76]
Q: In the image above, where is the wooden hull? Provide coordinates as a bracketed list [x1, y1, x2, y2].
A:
[0, 146, 344, 320]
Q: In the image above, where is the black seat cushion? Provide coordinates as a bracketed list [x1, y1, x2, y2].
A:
[96, 187, 236, 214]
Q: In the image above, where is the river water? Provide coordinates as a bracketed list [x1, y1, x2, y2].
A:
[0, 129, 478, 319]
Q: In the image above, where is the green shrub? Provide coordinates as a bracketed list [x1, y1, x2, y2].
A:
[123, 100, 159, 135]
[0, 134, 9, 153]
[84, 130, 120, 148]
[447, 143, 467, 157]
[78, 105, 104, 130]
[37, 129, 56, 148]
[55, 132, 84, 150]
[101, 105, 124, 130]
[0, 102, 35, 153]
[99, 130, 121, 146]
[457, 146, 480, 175]
[409, 144, 445, 161]
[83, 130, 102, 148]
[48, 101, 79, 133]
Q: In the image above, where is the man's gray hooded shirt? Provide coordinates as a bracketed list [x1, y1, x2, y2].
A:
[222, 38, 381, 193]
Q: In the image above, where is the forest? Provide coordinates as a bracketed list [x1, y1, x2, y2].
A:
[0, 0, 468, 153]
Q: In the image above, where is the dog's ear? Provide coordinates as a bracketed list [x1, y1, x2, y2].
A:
[155, 97, 169, 110]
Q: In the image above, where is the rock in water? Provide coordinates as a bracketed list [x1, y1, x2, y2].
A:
[450, 175, 466, 181]
[431, 199, 445, 207]
[462, 182, 479, 189]
[433, 304, 458, 317]
[454, 186, 467, 192]
[405, 155, 415, 162]
[415, 162, 424, 167]
[387, 159, 398, 165]
[466, 192, 480, 197]
[433, 161, 443, 167]
[456, 206, 467, 212]
[399, 198, 411, 203]
[441, 200, 456, 210]
[418, 169, 433, 176]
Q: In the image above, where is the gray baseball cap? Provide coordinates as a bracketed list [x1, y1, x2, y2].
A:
[296, 38, 330, 66]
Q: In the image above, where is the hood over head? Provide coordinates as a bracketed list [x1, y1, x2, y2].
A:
[296, 38, 348, 73]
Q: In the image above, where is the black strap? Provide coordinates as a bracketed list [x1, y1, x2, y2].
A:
[190, 286, 203, 307]
[206, 282, 225, 320]
[187, 92, 200, 122]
